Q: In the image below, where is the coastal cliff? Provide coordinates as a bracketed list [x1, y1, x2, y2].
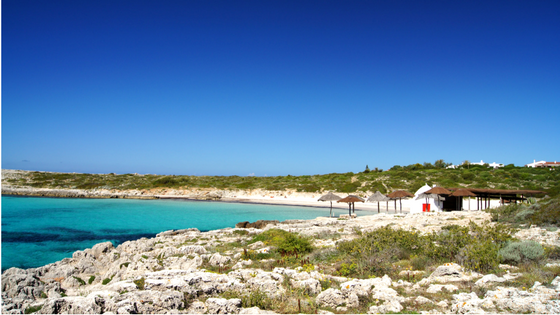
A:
[3, 210, 560, 314]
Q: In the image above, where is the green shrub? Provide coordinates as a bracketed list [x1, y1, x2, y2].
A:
[456, 240, 500, 273]
[276, 233, 313, 256]
[88, 276, 96, 284]
[489, 197, 560, 227]
[133, 277, 145, 290]
[241, 289, 274, 310]
[233, 230, 249, 236]
[102, 278, 112, 285]
[250, 228, 292, 245]
[545, 246, 560, 260]
[338, 262, 357, 276]
[514, 208, 535, 222]
[411, 255, 430, 271]
[72, 276, 86, 286]
[499, 241, 544, 265]
[24, 305, 43, 314]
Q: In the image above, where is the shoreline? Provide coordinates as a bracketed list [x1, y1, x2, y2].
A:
[2, 186, 409, 212]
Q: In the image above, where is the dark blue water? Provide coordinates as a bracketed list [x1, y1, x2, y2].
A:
[1, 196, 375, 270]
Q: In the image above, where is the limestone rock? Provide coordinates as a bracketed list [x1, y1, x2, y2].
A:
[418, 263, 481, 285]
[368, 300, 403, 314]
[248, 241, 265, 249]
[187, 301, 207, 314]
[413, 296, 432, 305]
[235, 220, 279, 229]
[316, 288, 345, 308]
[290, 278, 322, 295]
[206, 298, 242, 314]
[475, 274, 506, 287]
[179, 245, 207, 255]
[39, 296, 105, 314]
[426, 284, 459, 293]
[451, 292, 487, 314]
[233, 259, 253, 270]
[1, 268, 45, 300]
[209, 253, 232, 267]
[239, 306, 277, 314]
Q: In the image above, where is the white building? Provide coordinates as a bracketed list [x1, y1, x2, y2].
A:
[487, 162, 504, 169]
[409, 184, 444, 214]
[446, 160, 503, 169]
[526, 160, 560, 168]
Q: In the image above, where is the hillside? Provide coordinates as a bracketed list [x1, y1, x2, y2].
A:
[2, 163, 559, 197]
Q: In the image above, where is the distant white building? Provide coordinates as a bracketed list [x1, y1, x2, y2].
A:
[526, 160, 560, 168]
[470, 160, 486, 166]
[488, 162, 504, 169]
[446, 160, 503, 169]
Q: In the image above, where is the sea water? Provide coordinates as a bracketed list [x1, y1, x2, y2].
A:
[1, 196, 375, 270]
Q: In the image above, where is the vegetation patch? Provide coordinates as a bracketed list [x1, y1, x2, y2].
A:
[134, 277, 145, 290]
[334, 222, 516, 278]
[489, 196, 560, 227]
[24, 305, 43, 314]
[72, 276, 86, 286]
[11, 161, 558, 196]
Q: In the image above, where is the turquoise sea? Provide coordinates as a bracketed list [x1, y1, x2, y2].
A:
[1, 196, 376, 271]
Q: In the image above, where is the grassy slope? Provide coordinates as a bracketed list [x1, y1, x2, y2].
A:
[4, 164, 559, 196]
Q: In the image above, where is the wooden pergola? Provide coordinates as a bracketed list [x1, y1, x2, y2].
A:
[445, 188, 545, 210]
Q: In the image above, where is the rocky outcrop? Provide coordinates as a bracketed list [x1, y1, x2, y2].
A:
[3, 209, 560, 314]
[235, 220, 279, 229]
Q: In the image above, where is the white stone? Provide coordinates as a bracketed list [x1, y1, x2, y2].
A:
[426, 284, 458, 293]
[316, 288, 345, 308]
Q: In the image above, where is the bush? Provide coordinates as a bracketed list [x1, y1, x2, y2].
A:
[250, 229, 313, 256]
[276, 233, 313, 256]
[411, 255, 430, 271]
[133, 277, 145, 290]
[499, 241, 544, 265]
[24, 305, 43, 314]
[489, 196, 560, 227]
[88, 276, 96, 284]
[72, 276, 86, 286]
[456, 240, 500, 273]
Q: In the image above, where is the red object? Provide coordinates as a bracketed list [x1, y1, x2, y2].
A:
[422, 203, 431, 212]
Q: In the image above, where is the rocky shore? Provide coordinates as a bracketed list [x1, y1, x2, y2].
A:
[3, 210, 560, 314]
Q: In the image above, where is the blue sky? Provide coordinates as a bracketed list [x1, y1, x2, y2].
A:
[2, 0, 560, 176]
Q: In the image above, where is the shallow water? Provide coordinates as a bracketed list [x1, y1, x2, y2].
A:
[1, 196, 377, 270]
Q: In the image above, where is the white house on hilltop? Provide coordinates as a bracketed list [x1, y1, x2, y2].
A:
[446, 160, 504, 169]
[525, 160, 560, 168]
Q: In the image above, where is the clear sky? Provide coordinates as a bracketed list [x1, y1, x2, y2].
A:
[2, 0, 559, 176]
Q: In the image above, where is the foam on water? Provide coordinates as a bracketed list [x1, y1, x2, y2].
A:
[1, 196, 377, 270]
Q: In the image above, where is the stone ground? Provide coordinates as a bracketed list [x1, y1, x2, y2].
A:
[2, 210, 560, 314]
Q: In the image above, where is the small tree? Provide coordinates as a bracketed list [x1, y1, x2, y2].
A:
[434, 159, 449, 169]
[364, 165, 370, 173]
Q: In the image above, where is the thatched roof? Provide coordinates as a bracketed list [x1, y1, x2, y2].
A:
[424, 187, 451, 195]
[450, 188, 476, 197]
[318, 191, 342, 202]
[367, 191, 389, 202]
[387, 190, 414, 198]
[337, 196, 365, 203]
[415, 193, 445, 201]
[447, 188, 545, 195]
